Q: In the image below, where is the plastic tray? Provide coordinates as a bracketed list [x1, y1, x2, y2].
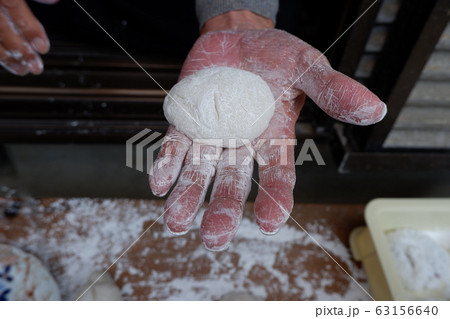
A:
[350, 226, 392, 300]
[364, 198, 450, 301]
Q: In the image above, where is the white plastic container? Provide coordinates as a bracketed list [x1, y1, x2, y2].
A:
[365, 198, 450, 300]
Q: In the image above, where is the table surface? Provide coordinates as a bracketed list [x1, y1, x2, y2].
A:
[0, 197, 371, 301]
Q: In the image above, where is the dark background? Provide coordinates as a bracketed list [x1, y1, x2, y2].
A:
[1, 0, 449, 202]
[28, 0, 351, 62]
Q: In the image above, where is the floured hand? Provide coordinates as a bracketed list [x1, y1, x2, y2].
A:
[0, 0, 57, 75]
[150, 11, 386, 251]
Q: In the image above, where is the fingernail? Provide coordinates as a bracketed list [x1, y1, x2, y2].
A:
[29, 57, 44, 75]
[379, 102, 387, 121]
[257, 218, 284, 235]
[165, 224, 189, 236]
[150, 184, 169, 197]
[260, 226, 281, 235]
[31, 38, 49, 53]
[203, 241, 231, 252]
[150, 177, 171, 197]
[8, 62, 28, 76]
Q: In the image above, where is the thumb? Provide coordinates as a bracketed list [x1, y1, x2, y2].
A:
[294, 44, 386, 126]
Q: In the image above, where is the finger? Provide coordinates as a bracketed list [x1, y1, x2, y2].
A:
[1, 0, 50, 54]
[200, 147, 253, 251]
[253, 114, 297, 235]
[149, 125, 191, 197]
[294, 42, 386, 125]
[164, 144, 221, 235]
[0, 44, 28, 75]
[0, 7, 41, 75]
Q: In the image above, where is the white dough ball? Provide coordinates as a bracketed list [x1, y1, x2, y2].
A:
[163, 67, 275, 148]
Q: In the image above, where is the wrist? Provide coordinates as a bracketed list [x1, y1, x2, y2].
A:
[201, 10, 274, 34]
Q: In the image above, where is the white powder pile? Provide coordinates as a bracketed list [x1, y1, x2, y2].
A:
[387, 228, 450, 298]
[1, 198, 369, 300]
[113, 210, 369, 300]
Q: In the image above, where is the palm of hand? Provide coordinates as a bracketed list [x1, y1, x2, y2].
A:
[150, 29, 386, 251]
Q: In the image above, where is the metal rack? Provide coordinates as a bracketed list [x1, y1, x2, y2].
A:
[334, 0, 450, 171]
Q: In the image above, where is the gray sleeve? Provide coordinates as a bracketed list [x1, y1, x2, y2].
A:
[195, 0, 279, 28]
